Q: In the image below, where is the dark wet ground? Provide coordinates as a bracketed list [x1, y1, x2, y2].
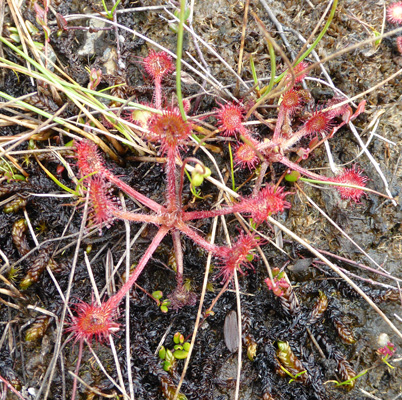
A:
[1, 0, 402, 399]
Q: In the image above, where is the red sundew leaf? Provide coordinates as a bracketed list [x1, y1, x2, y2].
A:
[333, 165, 369, 203]
[75, 139, 106, 179]
[378, 342, 396, 357]
[123, 103, 153, 128]
[284, 61, 309, 86]
[281, 89, 302, 114]
[293, 61, 309, 83]
[147, 110, 192, 152]
[216, 102, 245, 136]
[236, 186, 292, 224]
[217, 232, 261, 283]
[87, 178, 117, 231]
[66, 299, 119, 344]
[304, 110, 333, 135]
[327, 100, 366, 138]
[143, 49, 175, 82]
[234, 140, 260, 170]
[387, 2, 402, 24]
[348, 100, 366, 122]
[265, 277, 289, 297]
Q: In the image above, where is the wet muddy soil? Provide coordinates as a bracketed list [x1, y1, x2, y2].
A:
[1, 0, 402, 399]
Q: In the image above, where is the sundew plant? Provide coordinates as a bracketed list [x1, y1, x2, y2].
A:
[0, 1, 402, 400]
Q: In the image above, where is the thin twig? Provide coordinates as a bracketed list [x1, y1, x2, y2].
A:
[220, 215, 242, 400]
[59, 14, 237, 99]
[37, 187, 90, 400]
[121, 194, 135, 400]
[267, 215, 402, 341]
[296, 183, 394, 275]
[174, 214, 219, 399]
[258, 0, 297, 60]
[235, 0, 250, 96]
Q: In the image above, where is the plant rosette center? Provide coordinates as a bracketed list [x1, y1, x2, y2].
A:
[158, 210, 182, 228]
[67, 300, 120, 343]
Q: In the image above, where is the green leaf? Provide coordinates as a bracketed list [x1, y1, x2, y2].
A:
[174, 332, 184, 344]
[285, 171, 301, 182]
[152, 290, 163, 300]
[173, 350, 189, 360]
[158, 346, 166, 360]
[162, 360, 172, 372]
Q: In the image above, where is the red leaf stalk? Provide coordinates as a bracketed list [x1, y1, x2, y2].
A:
[183, 186, 291, 224]
[216, 102, 253, 139]
[166, 146, 178, 212]
[217, 232, 260, 282]
[143, 50, 175, 110]
[273, 89, 304, 141]
[76, 140, 163, 213]
[106, 226, 170, 310]
[88, 178, 160, 230]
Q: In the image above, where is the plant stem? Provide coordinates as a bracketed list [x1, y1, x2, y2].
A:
[275, 0, 339, 83]
[299, 177, 389, 198]
[259, 38, 276, 98]
[183, 206, 240, 222]
[272, 107, 286, 141]
[71, 339, 84, 400]
[154, 77, 162, 110]
[276, 156, 330, 181]
[104, 170, 163, 213]
[228, 143, 236, 192]
[166, 147, 178, 211]
[172, 230, 184, 288]
[249, 54, 260, 93]
[295, 0, 339, 67]
[177, 221, 220, 254]
[107, 226, 169, 309]
[176, 0, 187, 120]
[112, 208, 161, 224]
